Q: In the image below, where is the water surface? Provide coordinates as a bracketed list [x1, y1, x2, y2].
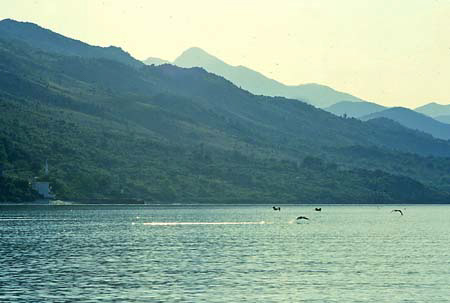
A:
[1, 204, 449, 302]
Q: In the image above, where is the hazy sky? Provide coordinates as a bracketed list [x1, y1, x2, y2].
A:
[1, 0, 449, 108]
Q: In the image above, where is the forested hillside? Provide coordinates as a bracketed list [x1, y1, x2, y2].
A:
[0, 18, 142, 67]
[1, 20, 450, 203]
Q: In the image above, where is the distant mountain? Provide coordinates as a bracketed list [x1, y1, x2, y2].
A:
[164, 47, 366, 108]
[1, 22, 450, 203]
[361, 107, 450, 140]
[144, 57, 169, 66]
[434, 115, 450, 125]
[324, 101, 387, 118]
[415, 102, 450, 118]
[0, 18, 143, 68]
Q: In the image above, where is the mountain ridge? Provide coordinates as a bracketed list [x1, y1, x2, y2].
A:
[361, 107, 450, 140]
[143, 57, 170, 66]
[143, 46, 367, 108]
[415, 102, 450, 118]
[1, 21, 450, 202]
[0, 18, 143, 68]
[324, 101, 387, 118]
[434, 115, 450, 125]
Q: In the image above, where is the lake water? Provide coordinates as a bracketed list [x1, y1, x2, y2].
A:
[0, 204, 449, 302]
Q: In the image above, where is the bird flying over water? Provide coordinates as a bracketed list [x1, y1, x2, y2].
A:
[273, 206, 281, 211]
[296, 216, 309, 220]
[391, 209, 403, 216]
[314, 208, 321, 212]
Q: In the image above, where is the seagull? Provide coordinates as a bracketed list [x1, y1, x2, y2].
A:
[296, 216, 309, 220]
[272, 206, 281, 211]
[391, 209, 404, 216]
[314, 208, 321, 212]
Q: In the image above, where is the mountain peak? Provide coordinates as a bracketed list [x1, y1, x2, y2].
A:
[415, 102, 450, 118]
[183, 46, 208, 54]
[179, 47, 214, 58]
[0, 18, 28, 25]
[0, 18, 57, 35]
[1, 18, 16, 23]
[174, 47, 226, 68]
[170, 47, 366, 107]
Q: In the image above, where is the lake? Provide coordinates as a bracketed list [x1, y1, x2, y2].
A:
[0, 204, 449, 302]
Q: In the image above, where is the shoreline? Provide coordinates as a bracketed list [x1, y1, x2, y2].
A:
[1, 202, 449, 206]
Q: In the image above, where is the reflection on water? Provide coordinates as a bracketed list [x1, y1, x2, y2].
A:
[141, 221, 267, 226]
[0, 204, 449, 302]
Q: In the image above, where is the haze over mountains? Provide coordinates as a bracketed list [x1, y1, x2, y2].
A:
[1, 19, 450, 203]
[415, 102, 450, 119]
[144, 57, 169, 66]
[361, 108, 450, 140]
[414, 103, 450, 128]
[146, 47, 366, 108]
[433, 115, 450, 124]
[147, 46, 450, 141]
[324, 101, 387, 118]
[325, 102, 450, 140]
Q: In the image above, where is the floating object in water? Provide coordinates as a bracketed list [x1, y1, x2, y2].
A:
[296, 216, 309, 220]
[272, 206, 281, 211]
[314, 208, 321, 212]
[391, 209, 404, 216]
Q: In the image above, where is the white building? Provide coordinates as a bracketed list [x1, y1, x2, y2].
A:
[32, 182, 55, 199]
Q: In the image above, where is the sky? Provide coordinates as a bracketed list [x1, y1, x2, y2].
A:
[1, 0, 449, 108]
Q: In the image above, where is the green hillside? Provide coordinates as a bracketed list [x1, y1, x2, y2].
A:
[1, 98, 446, 203]
[0, 23, 450, 203]
[0, 19, 142, 67]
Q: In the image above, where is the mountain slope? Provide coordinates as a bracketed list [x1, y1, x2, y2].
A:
[1, 25, 450, 202]
[415, 102, 450, 117]
[0, 18, 143, 68]
[1, 31, 450, 158]
[434, 115, 450, 124]
[144, 57, 169, 66]
[361, 107, 450, 140]
[167, 47, 366, 108]
[324, 101, 387, 118]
